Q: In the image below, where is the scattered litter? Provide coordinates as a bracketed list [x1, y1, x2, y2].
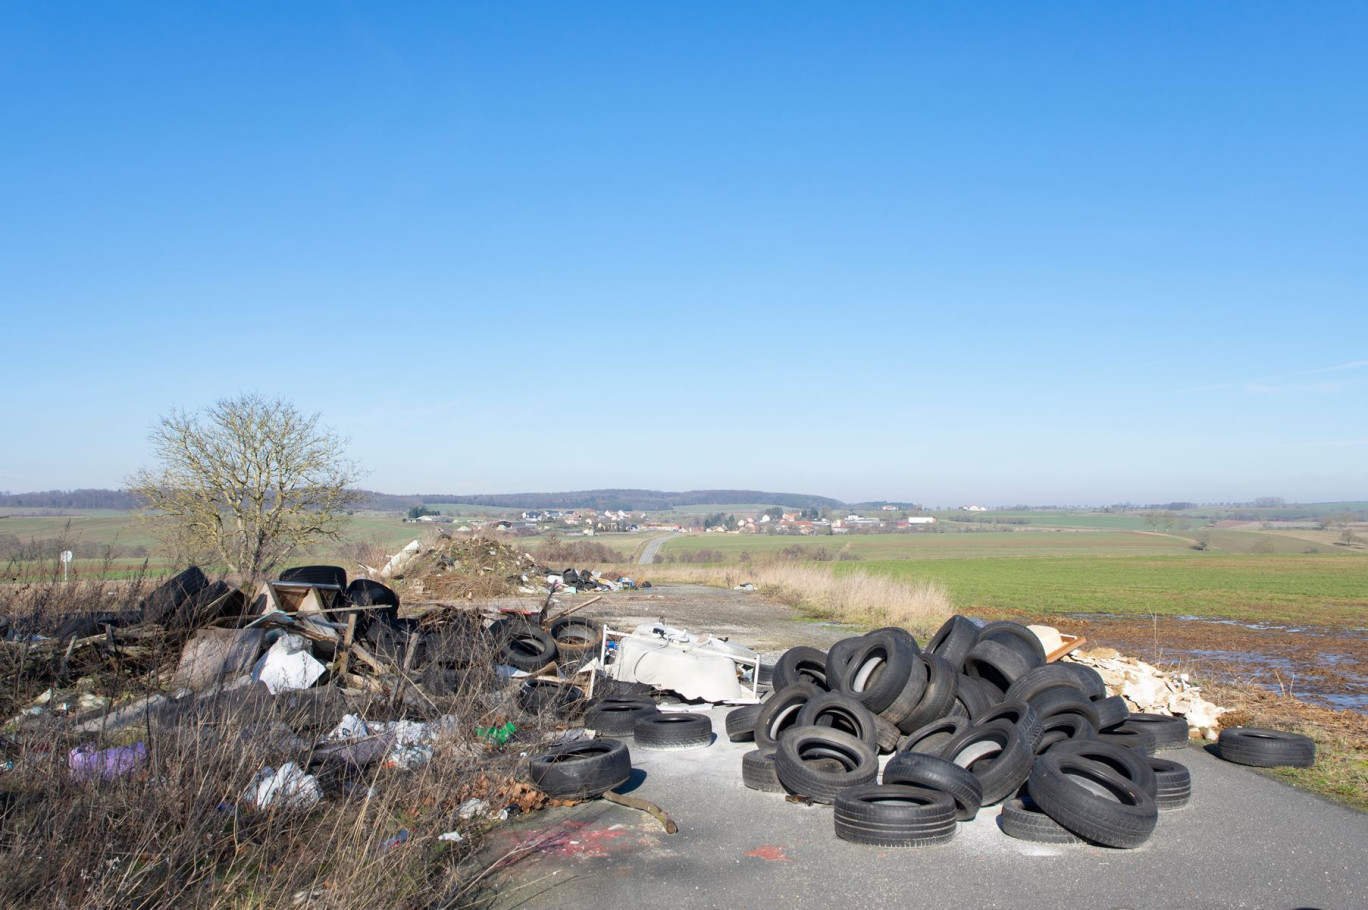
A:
[68, 742, 147, 780]
[245, 762, 322, 810]
[251, 634, 326, 695]
[457, 798, 487, 820]
[438, 830, 464, 843]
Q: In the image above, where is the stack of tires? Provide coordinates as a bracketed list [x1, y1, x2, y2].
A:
[733, 615, 1210, 849]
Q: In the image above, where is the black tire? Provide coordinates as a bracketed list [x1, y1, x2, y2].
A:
[726, 704, 764, 742]
[882, 751, 984, 821]
[927, 615, 978, 671]
[939, 719, 1034, 806]
[1028, 687, 1101, 728]
[772, 646, 831, 691]
[140, 566, 210, 627]
[1036, 712, 1096, 754]
[824, 636, 866, 683]
[896, 653, 959, 733]
[344, 578, 400, 607]
[1059, 662, 1108, 701]
[976, 621, 1047, 667]
[518, 678, 585, 715]
[836, 631, 916, 714]
[633, 712, 712, 750]
[1217, 728, 1316, 768]
[1095, 695, 1130, 731]
[872, 713, 901, 754]
[549, 616, 602, 660]
[877, 653, 929, 727]
[1149, 757, 1192, 809]
[975, 701, 1044, 754]
[279, 565, 347, 588]
[898, 715, 973, 755]
[833, 784, 957, 847]
[1048, 739, 1156, 797]
[998, 797, 1083, 845]
[867, 626, 921, 654]
[1096, 725, 1159, 756]
[1004, 665, 1087, 705]
[754, 682, 822, 750]
[774, 725, 879, 804]
[742, 748, 784, 792]
[797, 692, 879, 752]
[757, 663, 775, 686]
[1028, 752, 1158, 849]
[490, 619, 558, 671]
[528, 738, 632, 799]
[963, 639, 1034, 695]
[952, 672, 1000, 720]
[584, 701, 657, 736]
[1121, 713, 1190, 750]
[179, 579, 243, 629]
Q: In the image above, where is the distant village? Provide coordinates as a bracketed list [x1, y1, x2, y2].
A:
[403, 503, 997, 537]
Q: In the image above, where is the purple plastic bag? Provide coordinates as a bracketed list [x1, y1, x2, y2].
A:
[68, 741, 148, 780]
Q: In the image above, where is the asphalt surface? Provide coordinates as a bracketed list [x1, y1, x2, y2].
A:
[479, 710, 1368, 910]
[637, 534, 672, 566]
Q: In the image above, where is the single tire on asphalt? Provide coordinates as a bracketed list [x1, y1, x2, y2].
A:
[742, 747, 784, 792]
[833, 784, 957, 847]
[633, 712, 713, 750]
[726, 703, 764, 743]
[1121, 713, 1190, 750]
[528, 739, 632, 799]
[1028, 753, 1158, 849]
[1217, 727, 1316, 768]
[998, 797, 1083, 845]
[1149, 756, 1193, 809]
[584, 701, 657, 737]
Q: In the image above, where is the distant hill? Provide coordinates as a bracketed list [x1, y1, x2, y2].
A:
[360, 488, 845, 512]
[2, 488, 843, 513]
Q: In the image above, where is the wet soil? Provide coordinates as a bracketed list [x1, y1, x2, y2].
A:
[1063, 613, 1368, 713]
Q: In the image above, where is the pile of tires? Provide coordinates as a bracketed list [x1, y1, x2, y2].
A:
[736, 615, 1209, 849]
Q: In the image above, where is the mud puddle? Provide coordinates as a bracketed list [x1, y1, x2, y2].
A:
[1063, 614, 1368, 713]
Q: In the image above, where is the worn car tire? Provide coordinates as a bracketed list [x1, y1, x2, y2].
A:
[896, 653, 959, 734]
[797, 692, 879, 752]
[584, 701, 657, 736]
[1028, 752, 1158, 849]
[998, 797, 1083, 845]
[1060, 662, 1108, 701]
[975, 701, 1043, 754]
[726, 704, 764, 743]
[951, 672, 999, 721]
[1121, 713, 1190, 750]
[549, 616, 602, 662]
[824, 636, 866, 682]
[833, 784, 957, 847]
[1094, 695, 1130, 731]
[1029, 687, 1101, 728]
[927, 615, 979, 671]
[528, 739, 632, 799]
[940, 719, 1034, 806]
[1004, 665, 1087, 705]
[1218, 728, 1316, 768]
[1096, 725, 1159, 756]
[976, 621, 1047, 667]
[836, 631, 916, 714]
[1036, 712, 1097, 754]
[1149, 757, 1193, 809]
[518, 678, 585, 716]
[878, 653, 929, 727]
[772, 646, 831, 691]
[633, 712, 712, 750]
[1048, 739, 1156, 797]
[742, 748, 784, 792]
[964, 639, 1035, 695]
[882, 751, 984, 821]
[898, 716, 973, 755]
[490, 619, 558, 671]
[755, 682, 823, 750]
[774, 725, 879, 804]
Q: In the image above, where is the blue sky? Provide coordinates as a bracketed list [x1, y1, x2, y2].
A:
[2, 3, 1364, 505]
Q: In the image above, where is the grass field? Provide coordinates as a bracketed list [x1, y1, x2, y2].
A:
[844, 554, 1368, 627]
[663, 530, 1205, 560]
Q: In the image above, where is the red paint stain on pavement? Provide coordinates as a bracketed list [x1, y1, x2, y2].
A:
[746, 845, 790, 862]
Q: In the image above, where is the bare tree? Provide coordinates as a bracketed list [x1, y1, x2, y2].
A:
[126, 394, 364, 585]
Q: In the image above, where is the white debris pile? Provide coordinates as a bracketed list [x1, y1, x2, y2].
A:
[1063, 646, 1228, 740]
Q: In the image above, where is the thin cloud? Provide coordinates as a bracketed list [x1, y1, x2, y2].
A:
[1189, 359, 1368, 394]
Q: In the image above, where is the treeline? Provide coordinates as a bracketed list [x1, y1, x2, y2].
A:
[0, 489, 142, 510]
[361, 489, 843, 512]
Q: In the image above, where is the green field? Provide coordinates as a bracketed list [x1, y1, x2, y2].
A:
[664, 530, 1208, 560]
[844, 554, 1368, 627]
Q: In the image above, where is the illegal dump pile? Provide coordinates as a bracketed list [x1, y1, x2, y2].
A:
[715, 616, 1315, 848]
[0, 557, 641, 909]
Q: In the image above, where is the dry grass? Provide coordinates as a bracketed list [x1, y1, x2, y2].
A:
[1199, 680, 1368, 812]
[635, 562, 953, 638]
[0, 552, 573, 909]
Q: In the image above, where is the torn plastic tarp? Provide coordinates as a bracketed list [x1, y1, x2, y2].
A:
[251, 634, 326, 694]
[68, 742, 147, 780]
